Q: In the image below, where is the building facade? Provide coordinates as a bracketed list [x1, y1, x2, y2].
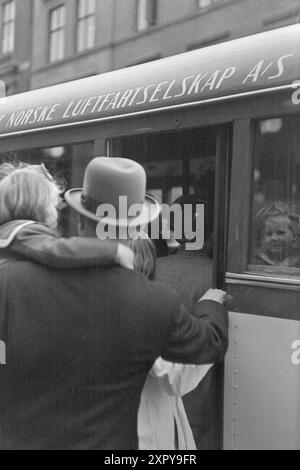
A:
[30, 0, 300, 90]
[0, 0, 299, 93]
[0, 0, 32, 95]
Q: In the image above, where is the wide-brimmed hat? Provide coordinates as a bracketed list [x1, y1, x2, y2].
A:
[64, 157, 161, 228]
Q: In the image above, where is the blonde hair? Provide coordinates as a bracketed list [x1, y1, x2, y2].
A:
[0, 162, 63, 227]
[128, 236, 157, 280]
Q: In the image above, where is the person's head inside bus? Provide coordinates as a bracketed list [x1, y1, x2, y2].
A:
[169, 195, 214, 257]
[255, 202, 300, 266]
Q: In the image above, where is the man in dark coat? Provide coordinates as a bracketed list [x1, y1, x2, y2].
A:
[0, 158, 228, 450]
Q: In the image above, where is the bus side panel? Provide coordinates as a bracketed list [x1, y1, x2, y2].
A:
[224, 312, 300, 450]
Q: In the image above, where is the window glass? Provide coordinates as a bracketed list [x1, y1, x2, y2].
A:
[197, 0, 222, 8]
[49, 5, 66, 63]
[2, 0, 15, 54]
[249, 116, 300, 273]
[77, 0, 96, 53]
[136, 0, 157, 32]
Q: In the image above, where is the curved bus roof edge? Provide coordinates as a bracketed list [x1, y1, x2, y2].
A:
[0, 24, 299, 136]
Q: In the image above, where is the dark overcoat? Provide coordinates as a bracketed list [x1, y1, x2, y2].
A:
[0, 255, 228, 450]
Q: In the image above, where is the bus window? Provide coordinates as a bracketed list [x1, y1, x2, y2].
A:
[249, 115, 300, 274]
[112, 127, 217, 256]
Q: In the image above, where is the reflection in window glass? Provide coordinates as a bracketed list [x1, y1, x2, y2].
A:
[249, 116, 300, 271]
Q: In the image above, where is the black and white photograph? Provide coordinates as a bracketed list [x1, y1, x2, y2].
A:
[0, 0, 299, 452]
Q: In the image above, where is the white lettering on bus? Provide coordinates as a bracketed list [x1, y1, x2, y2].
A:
[216, 67, 237, 89]
[105, 92, 120, 110]
[5, 104, 61, 128]
[36, 104, 59, 123]
[243, 60, 264, 84]
[0, 53, 294, 130]
[14, 110, 26, 127]
[116, 90, 133, 108]
[162, 79, 177, 100]
[187, 73, 209, 95]
[128, 87, 144, 106]
[243, 54, 294, 84]
[291, 340, 300, 365]
[63, 101, 73, 118]
[174, 75, 195, 98]
[45, 103, 60, 121]
[268, 54, 294, 80]
[80, 96, 98, 115]
[91, 95, 105, 113]
[97, 94, 116, 112]
[201, 71, 220, 93]
[29, 106, 45, 124]
[150, 81, 170, 102]
[22, 109, 34, 125]
[136, 84, 156, 105]
[71, 98, 87, 117]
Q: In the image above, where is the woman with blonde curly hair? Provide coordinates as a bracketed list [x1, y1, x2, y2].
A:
[0, 161, 133, 268]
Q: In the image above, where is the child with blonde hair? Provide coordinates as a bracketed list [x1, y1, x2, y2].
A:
[254, 202, 300, 267]
[0, 162, 133, 269]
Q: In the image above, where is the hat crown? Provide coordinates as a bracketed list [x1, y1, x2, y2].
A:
[83, 157, 146, 209]
[64, 156, 161, 227]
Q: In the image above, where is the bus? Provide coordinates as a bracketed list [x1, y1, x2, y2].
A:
[0, 24, 299, 450]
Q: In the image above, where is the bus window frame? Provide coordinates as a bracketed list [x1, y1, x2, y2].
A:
[227, 118, 255, 274]
[228, 111, 300, 278]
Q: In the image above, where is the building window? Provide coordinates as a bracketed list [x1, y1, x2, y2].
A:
[136, 0, 157, 32]
[76, 0, 96, 53]
[49, 5, 66, 63]
[2, 0, 15, 54]
[197, 0, 221, 8]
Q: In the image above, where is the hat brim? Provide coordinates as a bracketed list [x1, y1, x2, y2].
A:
[64, 188, 161, 228]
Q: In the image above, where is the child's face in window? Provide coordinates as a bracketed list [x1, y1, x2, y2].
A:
[263, 215, 294, 260]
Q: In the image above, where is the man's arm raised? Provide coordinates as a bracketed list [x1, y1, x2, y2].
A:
[161, 292, 229, 365]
